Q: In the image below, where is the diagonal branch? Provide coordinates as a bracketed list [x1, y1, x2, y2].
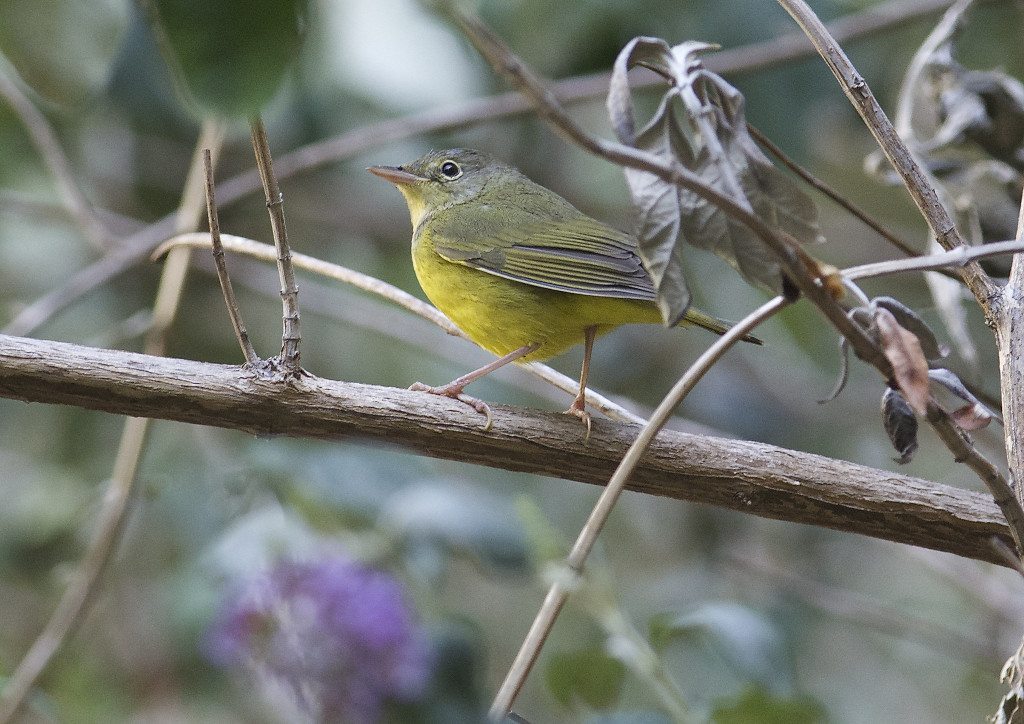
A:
[0, 332, 1014, 567]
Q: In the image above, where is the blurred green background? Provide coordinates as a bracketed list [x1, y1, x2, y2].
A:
[1, 0, 1023, 722]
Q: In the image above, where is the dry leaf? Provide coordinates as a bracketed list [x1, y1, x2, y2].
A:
[875, 307, 930, 416]
[607, 36, 821, 325]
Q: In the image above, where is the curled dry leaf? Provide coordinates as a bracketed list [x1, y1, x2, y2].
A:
[882, 386, 919, 464]
[607, 36, 822, 325]
[875, 307, 931, 416]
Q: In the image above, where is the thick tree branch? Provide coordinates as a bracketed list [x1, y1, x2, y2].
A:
[0, 332, 1012, 567]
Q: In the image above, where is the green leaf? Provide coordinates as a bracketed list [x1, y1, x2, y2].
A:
[0, 0, 128, 105]
[545, 647, 627, 711]
[142, 0, 307, 117]
[711, 686, 827, 724]
[648, 603, 790, 693]
[607, 36, 822, 325]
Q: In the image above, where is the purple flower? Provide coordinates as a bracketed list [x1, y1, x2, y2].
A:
[206, 555, 431, 723]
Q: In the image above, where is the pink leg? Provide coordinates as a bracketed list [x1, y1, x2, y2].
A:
[410, 342, 540, 430]
[564, 326, 596, 438]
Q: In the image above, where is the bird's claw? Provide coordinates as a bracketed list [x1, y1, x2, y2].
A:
[410, 381, 494, 432]
[564, 398, 592, 441]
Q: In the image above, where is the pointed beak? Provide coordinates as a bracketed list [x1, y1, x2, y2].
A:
[367, 165, 425, 186]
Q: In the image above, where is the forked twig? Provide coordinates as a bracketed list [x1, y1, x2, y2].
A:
[844, 239, 1024, 280]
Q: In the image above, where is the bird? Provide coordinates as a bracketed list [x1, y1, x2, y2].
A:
[369, 148, 755, 432]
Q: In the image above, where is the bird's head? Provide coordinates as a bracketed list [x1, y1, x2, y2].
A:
[368, 148, 509, 229]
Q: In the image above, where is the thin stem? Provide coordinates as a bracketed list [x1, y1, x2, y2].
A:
[489, 296, 790, 720]
[155, 232, 645, 425]
[203, 150, 259, 365]
[844, 239, 1024, 280]
[249, 116, 301, 371]
[0, 120, 223, 723]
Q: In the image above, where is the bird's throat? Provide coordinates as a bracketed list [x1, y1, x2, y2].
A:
[397, 187, 429, 230]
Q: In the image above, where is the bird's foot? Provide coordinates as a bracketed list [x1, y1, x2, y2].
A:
[410, 381, 493, 432]
[563, 396, 592, 441]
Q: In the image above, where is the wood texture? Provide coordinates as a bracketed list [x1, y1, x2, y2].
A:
[0, 333, 1011, 565]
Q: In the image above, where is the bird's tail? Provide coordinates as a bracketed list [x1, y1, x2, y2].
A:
[680, 308, 763, 345]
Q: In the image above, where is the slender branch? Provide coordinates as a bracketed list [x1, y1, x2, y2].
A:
[249, 117, 301, 371]
[844, 239, 1024, 280]
[489, 296, 788, 719]
[0, 332, 1014, 565]
[155, 233, 645, 425]
[203, 151, 258, 365]
[775, 0, 1000, 311]
[0, 121, 222, 723]
[0, 55, 112, 249]
[747, 123, 919, 258]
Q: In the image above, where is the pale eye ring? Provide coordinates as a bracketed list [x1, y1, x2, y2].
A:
[439, 160, 462, 179]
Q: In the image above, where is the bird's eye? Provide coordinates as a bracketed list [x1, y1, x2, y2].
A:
[439, 160, 462, 179]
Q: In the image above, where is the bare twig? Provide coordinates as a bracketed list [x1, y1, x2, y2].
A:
[155, 233, 645, 425]
[0, 121, 223, 724]
[249, 117, 301, 371]
[844, 239, 1024, 280]
[203, 150, 258, 365]
[748, 123, 919, 258]
[0, 332, 1015, 566]
[489, 296, 789, 720]
[775, 0, 1000, 311]
[0, 55, 112, 249]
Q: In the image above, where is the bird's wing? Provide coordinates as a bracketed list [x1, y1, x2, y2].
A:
[428, 212, 656, 300]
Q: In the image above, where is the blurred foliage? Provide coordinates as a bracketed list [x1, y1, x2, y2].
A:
[143, 0, 308, 118]
[1, 0, 1023, 722]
